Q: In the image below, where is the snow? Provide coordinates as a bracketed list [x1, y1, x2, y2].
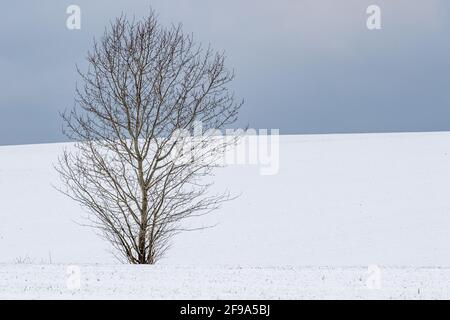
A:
[2, 132, 450, 299]
[1, 264, 450, 299]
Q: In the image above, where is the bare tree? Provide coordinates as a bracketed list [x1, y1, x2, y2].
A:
[56, 11, 242, 264]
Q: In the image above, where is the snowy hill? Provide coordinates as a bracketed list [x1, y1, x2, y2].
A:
[1, 132, 450, 267]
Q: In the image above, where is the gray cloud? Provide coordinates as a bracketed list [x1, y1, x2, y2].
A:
[1, 0, 450, 145]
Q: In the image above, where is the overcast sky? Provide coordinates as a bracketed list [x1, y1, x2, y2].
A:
[1, 0, 450, 145]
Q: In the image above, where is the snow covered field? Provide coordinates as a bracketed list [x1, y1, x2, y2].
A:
[2, 132, 450, 299]
[1, 264, 450, 299]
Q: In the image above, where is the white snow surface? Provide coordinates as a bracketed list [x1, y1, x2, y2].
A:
[2, 132, 450, 299]
[2, 132, 450, 266]
[1, 265, 450, 299]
